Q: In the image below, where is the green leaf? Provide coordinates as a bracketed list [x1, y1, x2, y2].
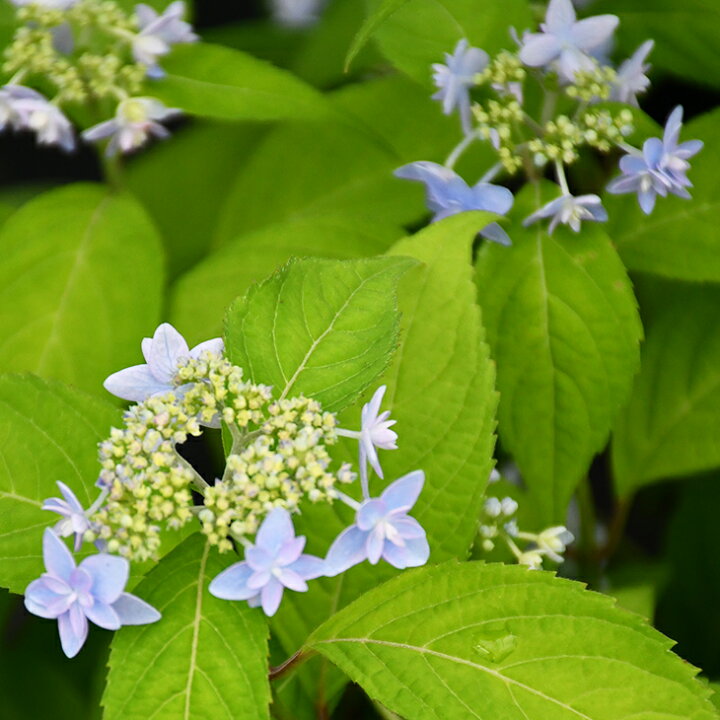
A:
[605, 108, 719, 281]
[476, 186, 642, 523]
[103, 535, 270, 720]
[270, 212, 499, 711]
[308, 562, 716, 720]
[214, 74, 477, 245]
[612, 284, 720, 496]
[593, 0, 720, 89]
[0, 184, 164, 396]
[224, 255, 416, 412]
[368, 0, 533, 84]
[345, 0, 411, 70]
[0, 374, 120, 594]
[152, 42, 331, 122]
[170, 214, 401, 346]
[125, 120, 264, 278]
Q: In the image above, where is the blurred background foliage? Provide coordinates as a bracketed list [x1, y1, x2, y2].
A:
[1, 0, 720, 717]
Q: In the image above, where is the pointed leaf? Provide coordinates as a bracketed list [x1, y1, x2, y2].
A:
[345, 0, 411, 70]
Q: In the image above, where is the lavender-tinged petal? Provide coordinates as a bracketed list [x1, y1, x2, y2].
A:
[382, 536, 430, 570]
[619, 154, 648, 174]
[668, 185, 692, 199]
[663, 106, 684, 149]
[245, 546, 274, 572]
[519, 34, 561, 66]
[363, 385, 386, 425]
[391, 516, 427, 540]
[638, 189, 657, 215]
[103, 364, 171, 402]
[43, 528, 75, 581]
[366, 526, 385, 565]
[69, 603, 87, 640]
[260, 577, 284, 616]
[357, 499, 387, 531]
[606, 174, 641, 194]
[25, 579, 67, 619]
[58, 610, 88, 658]
[141, 337, 153, 363]
[247, 570, 272, 590]
[363, 434, 384, 479]
[643, 137, 664, 167]
[82, 119, 119, 143]
[479, 223, 512, 246]
[277, 568, 308, 592]
[190, 337, 224, 358]
[148, 323, 189, 382]
[523, 196, 566, 227]
[570, 15, 619, 52]
[256, 508, 295, 555]
[42, 498, 69, 514]
[381, 470, 425, 513]
[112, 593, 161, 625]
[472, 183, 515, 214]
[81, 554, 129, 604]
[288, 554, 325, 581]
[675, 139, 703, 159]
[276, 536, 306, 567]
[56, 481, 84, 513]
[85, 601, 121, 630]
[208, 562, 257, 601]
[545, 0, 576, 32]
[324, 526, 369, 576]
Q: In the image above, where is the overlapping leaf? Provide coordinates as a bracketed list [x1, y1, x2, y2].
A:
[103, 535, 270, 720]
[0, 184, 164, 395]
[309, 562, 716, 720]
[476, 187, 642, 523]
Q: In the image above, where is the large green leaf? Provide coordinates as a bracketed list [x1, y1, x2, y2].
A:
[125, 121, 264, 278]
[368, 0, 533, 85]
[605, 108, 719, 281]
[308, 562, 716, 720]
[214, 74, 480, 245]
[225, 256, 415, 412]
[344, 0, 411, 70]
[476, 186, 642, 523]
[170, 214, 400, 346]
[152, 42, 331, 122]
[612, 284, 720, 496]
[0, 375, 120, 594]
[271, 212, 499, 712]
[593, 0, 720, 89]
[0, 184, 164, 396]
[103, 535, 270, 720]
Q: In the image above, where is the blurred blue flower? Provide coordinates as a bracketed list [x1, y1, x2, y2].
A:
[394, 161, 513, 245]
[24, 529, 160, 658]
[43, 482, 90, 552]
[325, 471, 429, 576]
[519, 0, 618, 81]
[103, 322, 223, 403]
[611, 40, 654, 106]
[432, 39, 489, 133]
[607, 106, 703, 214]
[523, 193, 607, 233]
[209, 508, 324, 617]
[133, 1, 197, 78]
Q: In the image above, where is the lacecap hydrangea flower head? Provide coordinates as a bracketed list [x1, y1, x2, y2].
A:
[23, 323, 431, 655]
[394, 0, 702, 239]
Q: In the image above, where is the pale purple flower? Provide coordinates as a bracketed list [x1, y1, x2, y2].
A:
[209, 508, 324, 617]
[523, 192, 607, 233]
[24, 529, 160, 658]
[83, 97, 181, 156]
[611, 40, 654, 106]
[270, 0, 326, 27]
[133, 1, 197, 77]
[325, 471, 429, 576]
[394, 161, 513, 245]
[337, 385, 397, 488]
[519, 0, 618, 81]
[42, 482, 90, 552]
[607, 106, 702, 214]
[103, 322, 223, 403]
[432, 39, 489, 134]
[0, 86, 75, 151]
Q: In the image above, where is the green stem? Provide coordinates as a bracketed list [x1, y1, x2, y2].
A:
[269, 649, 313, 682]
[101, 152, 124, 191]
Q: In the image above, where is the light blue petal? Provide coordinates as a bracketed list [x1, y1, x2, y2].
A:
[472, 183, 514, 215]
[190, 337, 224, 358]
[638, 188, 657, 215]
[606, 174, 641, 195]
[357, 499, 386, 531]
[570, 15, 619, 52]
[246, 545, 273, 572]
[366, 526, 385, 564]
[545, 0, 575, 32]
[112, 593, 162, 625]
[392, 516, 427, 541]
[260, 577, 284, 616]
[519, 34, 561, 67]
[643, 137, 664, 168]
[43, 528, 75, 581]
[663, 106, 684, 149]
[324, 526, 369, 576]
[382, 536, 430, 570]
[276, 536, 306, 567]
[58, 607, 88, 658]
[84, 601, 121, 630]
[103, 364, 171, 402]
[381, 470, 425, 513]
[277, 568, 307, 592]
[24, 578, 66, 619]
[148, 323, 189, 382]
[288, 554, 325, 581]
[256, 508, 295, 555]
[81, 554, 129, 604]
[208, 562, 256, 600]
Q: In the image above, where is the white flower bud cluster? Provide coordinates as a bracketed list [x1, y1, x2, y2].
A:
[472, 97, 525, 174]
[201, 395, 355, 552]
[565, 63, 617, 102]
[91, 393, 202, 561]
